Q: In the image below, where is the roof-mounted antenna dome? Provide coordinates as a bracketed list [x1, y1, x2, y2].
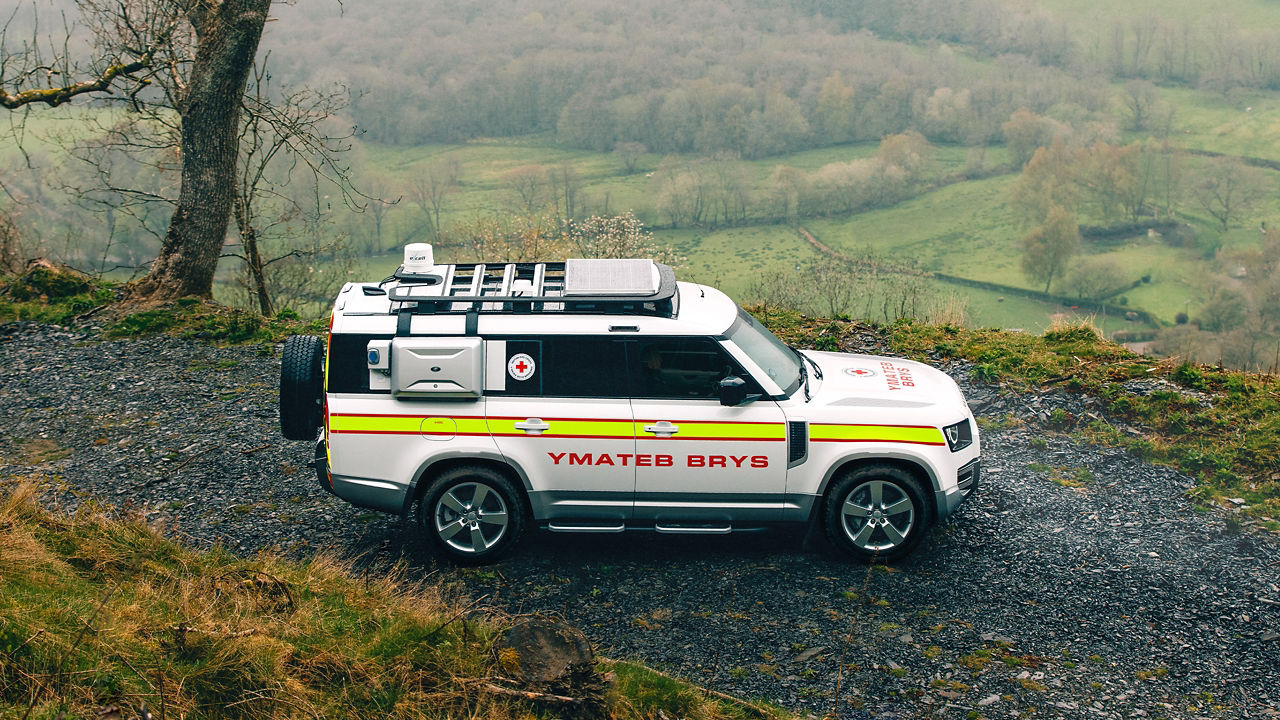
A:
[395, 243, 443, 283]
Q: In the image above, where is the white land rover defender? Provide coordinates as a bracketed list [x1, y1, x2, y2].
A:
[279, 244, 980, 564]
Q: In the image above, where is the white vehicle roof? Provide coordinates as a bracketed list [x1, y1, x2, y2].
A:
[330, 255, 739, 337]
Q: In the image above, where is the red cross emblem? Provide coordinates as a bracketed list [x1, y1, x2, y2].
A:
[843, 367, 877, 378]
[508, 353, 536, 381]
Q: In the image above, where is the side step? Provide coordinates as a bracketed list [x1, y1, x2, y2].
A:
[654, 523, 732, 535]
[546, 522, 625, 533]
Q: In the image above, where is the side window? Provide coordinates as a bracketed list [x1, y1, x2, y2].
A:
[631, 338, 758, 399]
[327, 333, 389, 393]
[492, 337, 628, 398]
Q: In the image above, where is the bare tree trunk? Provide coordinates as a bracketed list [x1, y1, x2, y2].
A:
[135, 0, 271, 300]
[231, 189, 273, 316]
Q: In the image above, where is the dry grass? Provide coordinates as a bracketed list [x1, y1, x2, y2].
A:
[0, 482, 781, 720]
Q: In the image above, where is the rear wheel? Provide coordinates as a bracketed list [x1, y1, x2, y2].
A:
[280, 335, 326, 441]
[417, 466, 526, 565]
[823, 465, 931, 562]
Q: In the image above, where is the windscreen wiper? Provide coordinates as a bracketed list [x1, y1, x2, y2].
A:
[789, 345, 813, 401]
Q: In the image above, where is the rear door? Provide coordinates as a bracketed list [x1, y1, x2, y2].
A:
[629, 337, 789, 526]
[484, 336, 635, 524]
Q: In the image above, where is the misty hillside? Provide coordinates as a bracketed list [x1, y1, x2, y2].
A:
[263, 0, 1280, 150]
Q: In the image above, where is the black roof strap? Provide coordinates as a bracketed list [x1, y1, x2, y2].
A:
[396, 307, 413, 336]
[465, 306, 479, 336]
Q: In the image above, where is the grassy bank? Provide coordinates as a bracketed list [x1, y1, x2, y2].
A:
[0, 483, 783, 719]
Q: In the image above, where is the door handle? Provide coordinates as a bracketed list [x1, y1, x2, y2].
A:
[644, 421, 680, 437]
[514, 418, 551, 435]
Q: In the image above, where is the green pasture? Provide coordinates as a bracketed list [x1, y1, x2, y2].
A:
[805, 174, 1024, 281]
[656, 225, 820, 299]
[1154, 87, 1280, 163]
[1028, 0, 1280, 25]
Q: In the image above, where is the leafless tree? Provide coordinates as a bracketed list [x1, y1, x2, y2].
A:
[2, 0, 275, 301]
[1192, 156, 1271, 230]
[0, 210, 24, 273]
[808, 258, 859, 317]
[0, 1, 181, 110]
[408, 158, 459, 242]
[503, 165, 546, 215]
[224, 57, 358, 316]
[548, 161, 581, 219]
[612, 141, 646, 174]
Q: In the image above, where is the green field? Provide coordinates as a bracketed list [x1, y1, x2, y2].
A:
[1029, 0, 1280, 25]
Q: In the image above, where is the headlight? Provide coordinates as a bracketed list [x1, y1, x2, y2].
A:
[943, 419, 973, 452]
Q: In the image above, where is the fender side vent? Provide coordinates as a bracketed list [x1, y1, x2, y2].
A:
[788, 421, 808, 466]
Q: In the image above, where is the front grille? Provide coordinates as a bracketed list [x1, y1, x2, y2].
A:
[957, 458, 980, 497]
[787, 421, 808, 466]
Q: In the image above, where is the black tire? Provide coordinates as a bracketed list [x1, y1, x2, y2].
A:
[280, 335, 326, 441]
[823, 465, 932, 563]
[417, 465, 527, 565]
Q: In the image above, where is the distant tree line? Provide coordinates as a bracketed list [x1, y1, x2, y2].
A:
[251, 0, 1280, 155]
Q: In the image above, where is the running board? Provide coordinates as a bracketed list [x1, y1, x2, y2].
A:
[547, 522, 625, 533]
[654, 524, 732, 535]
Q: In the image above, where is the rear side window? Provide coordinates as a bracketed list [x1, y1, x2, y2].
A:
[327, 333, 390, 394]
[490, 337, 628, 398]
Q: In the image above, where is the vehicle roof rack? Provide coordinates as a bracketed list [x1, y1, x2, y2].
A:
[386, 259, 679, 318]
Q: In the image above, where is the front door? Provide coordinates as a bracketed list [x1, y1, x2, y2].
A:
[629, 337, 789, 525]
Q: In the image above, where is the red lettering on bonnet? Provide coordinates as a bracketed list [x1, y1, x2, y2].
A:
[881, 360, 915, 391]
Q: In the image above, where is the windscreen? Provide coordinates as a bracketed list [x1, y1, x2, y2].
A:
[725, 307, 803, 397]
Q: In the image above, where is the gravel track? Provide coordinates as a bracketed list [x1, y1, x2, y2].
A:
[1, 322, 1277, 719]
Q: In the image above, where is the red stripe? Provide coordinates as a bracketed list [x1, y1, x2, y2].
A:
[635, 436, 785, 442]
[811, 438, 946, 446]
[486, 415, 633, 423]
[633, 419, 786, 426]
[330, 412, 487, 420]
[812, 422, 942, 430]
[488, 433, 634, 440]
[332, 429, 786, 442]
[330, 430, 496, 436]
[332, 412, 789, 428]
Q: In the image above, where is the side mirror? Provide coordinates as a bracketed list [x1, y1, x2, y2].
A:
[719, 375, 759, 407]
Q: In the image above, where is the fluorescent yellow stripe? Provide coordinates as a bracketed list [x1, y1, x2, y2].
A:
[329, 415, 490, 435]
[637, 422, 786, 440]
[455, 418, 490, 435]
[487, 419, 635, 438]
[330, 415, 423, 434]
[810, 424, 945, 445]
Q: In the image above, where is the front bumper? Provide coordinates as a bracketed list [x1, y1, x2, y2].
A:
[935, 457, 980, 518]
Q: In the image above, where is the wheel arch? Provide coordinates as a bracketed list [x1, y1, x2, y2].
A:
[401, 451, 532, 518]
[809, 452, 939, 525]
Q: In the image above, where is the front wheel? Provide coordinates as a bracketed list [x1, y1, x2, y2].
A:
[823, 465, 932, 562]
[417, 466, 526, 565]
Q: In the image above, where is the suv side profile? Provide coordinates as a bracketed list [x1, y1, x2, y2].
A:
[280, 244, 980, 564]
